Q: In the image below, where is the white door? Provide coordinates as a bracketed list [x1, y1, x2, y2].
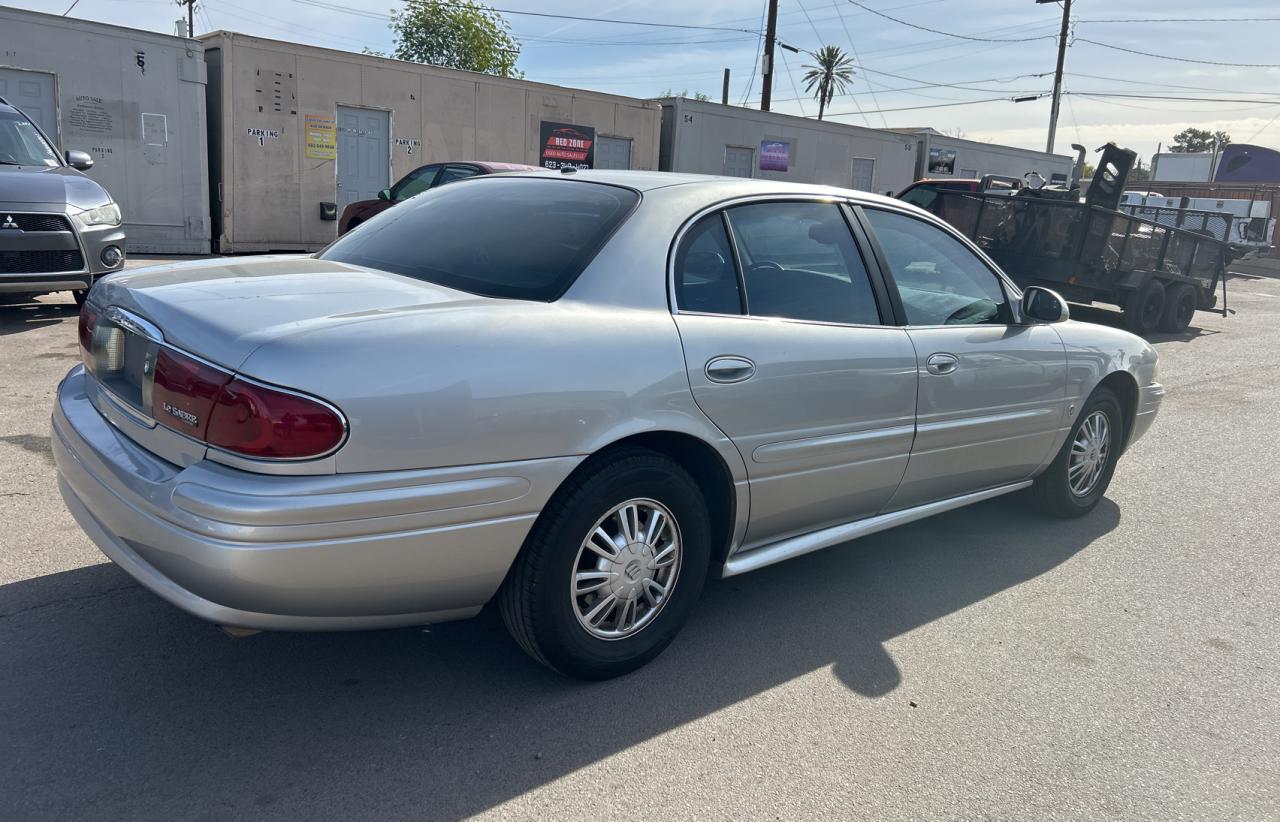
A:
[0, 68, 57, 144]
[595, 136, 631, 169]
[724, 146, 753, 178]
[336, 106, 390, 209]
[850, 157, 875, 191]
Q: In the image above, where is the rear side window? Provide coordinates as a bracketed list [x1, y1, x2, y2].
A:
[320, 178, 639, 301]
[726, 201, 881, 325]
[673, 214, 743, 315]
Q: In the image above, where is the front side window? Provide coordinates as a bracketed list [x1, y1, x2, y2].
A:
[391, 165, 440, 201]
[321, 178, 639, 301]
[864, 208, 1010, 326]
[0, 110, 60, 167]
[725, 201, 881, 326]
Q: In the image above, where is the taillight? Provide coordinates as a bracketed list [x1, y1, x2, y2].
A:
[77, 303, 97, 369]
[150, 347, 231, 440]
[206, 378, 346, 459]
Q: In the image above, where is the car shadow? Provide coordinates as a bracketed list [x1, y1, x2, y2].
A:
[0, 297, 78, 337]
[1, 496, 1119, 820]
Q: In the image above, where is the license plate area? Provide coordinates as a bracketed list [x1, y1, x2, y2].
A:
[88, 309, 161, 418]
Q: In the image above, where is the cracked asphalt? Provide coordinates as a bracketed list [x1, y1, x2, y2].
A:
[1, 259, 1278, 820]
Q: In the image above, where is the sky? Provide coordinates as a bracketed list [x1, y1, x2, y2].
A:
[13, 0, 1280, 162]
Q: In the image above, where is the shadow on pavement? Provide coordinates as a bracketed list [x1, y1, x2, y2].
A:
[1, 496, 1119, 820]
[0, 298, 77, 337]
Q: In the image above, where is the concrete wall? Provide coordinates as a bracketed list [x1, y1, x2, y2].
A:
[909, 131, 1074, 185]
[202, 32, 662, 252]
[659, 98, 918, 195]
[0, 6, 211, 253]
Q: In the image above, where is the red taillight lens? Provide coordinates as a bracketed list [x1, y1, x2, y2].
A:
[150, 347, 232, 440]
[77, 303, 97, 368]
[206, 378, 346, 459]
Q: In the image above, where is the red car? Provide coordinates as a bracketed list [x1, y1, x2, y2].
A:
[338, 160, 542, 234]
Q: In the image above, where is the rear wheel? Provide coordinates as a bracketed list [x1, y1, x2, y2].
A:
[1158, 283, 1197, 333]
[1028, 387, 1124, 518]
[499, 448, 711, 679]
[1123, 279, 1165, 336]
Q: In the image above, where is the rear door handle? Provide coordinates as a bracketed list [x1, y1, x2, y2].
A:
[926, 352, 959, 375]
[705, 356, 756, 383]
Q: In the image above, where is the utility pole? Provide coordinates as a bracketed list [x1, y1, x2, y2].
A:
[1042, 0, 1072, 154]
[760, 0, 779, 111]
[722, 68, 731, 105]
[177, 0, 194, 37]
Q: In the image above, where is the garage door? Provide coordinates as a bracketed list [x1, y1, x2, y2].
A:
[595, 136, 631, 169]
[724, 146, 753, 178]
[0, 68, 58, 145]
[336, 106, 390, 209]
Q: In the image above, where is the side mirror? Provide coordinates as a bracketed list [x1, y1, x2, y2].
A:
[1021, 286, 1070, 323]
[376, 188, 392, 201]
[65, 149, 94, 171]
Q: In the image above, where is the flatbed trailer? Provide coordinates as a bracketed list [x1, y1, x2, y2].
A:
[922, 189, 1236, 335]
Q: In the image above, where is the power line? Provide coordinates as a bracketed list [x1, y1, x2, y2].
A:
[827, 0, 880, 127]
[778, 48, 807, 118]
[1246, 111, 1280, 143]
[290, 0, 759, 34]
[1067, 72, 1278, 97]
[841, 0, 1057, 43]
[1077, 16, 1280, 24]
[824, 96, 1026, 118]
[1074, 38, 1280, 68]
[741, 1, 768, 105]
[1066, 92, 1280, 105]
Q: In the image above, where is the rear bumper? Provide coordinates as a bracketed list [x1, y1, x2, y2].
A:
[53, 366, 580, 630]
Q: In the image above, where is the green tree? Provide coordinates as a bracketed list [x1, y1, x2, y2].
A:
[371, 0, 521, 78]
[656, 88, 711, 101]
[802, 45, 856, 120]
[1170, 127, 1231, 153]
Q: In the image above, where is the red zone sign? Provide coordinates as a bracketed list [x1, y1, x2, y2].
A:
[540, 122, 596, 170]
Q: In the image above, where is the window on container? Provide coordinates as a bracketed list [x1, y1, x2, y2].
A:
[319, 178, 639, 301]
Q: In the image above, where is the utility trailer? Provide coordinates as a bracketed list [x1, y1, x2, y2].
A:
[916, 142, 1237, 335]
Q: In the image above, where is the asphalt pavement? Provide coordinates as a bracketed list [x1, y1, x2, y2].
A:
[1, 258, 1277, 820]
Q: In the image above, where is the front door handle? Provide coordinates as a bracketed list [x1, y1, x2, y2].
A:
[925, 352, 959, 375]
[705, 356, 756, 383]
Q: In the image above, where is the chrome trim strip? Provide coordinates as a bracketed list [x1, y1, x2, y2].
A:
[752, 424, 915, 464]
[915, 406, 1057, 435]
[721, 480, 1033, 577]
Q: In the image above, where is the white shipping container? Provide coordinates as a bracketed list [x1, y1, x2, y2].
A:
[0, 6, 211, 253]
[202, 32, 663, 253]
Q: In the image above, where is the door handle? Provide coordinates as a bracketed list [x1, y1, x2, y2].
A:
[705, 356, 756, 383]
[925, 353, 959, 375]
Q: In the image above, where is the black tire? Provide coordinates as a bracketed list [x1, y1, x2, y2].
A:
[1158, 283, 1197, 333]
[1123, 279, 1165, 336]
[1028, 387, 1125, 518]
[71, 289, 88, 307]
[499, 447, 711, 679]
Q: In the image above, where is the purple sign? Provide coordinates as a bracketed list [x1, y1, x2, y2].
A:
[759, 140, 790, 172]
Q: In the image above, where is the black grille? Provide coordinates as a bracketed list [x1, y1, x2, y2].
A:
[0, 249, 84, 273]
[1, 213, 73, 232]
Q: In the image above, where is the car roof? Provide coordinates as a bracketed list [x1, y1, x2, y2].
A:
[495, 169, 907, 208]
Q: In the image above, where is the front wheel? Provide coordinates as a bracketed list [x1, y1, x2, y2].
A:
[1027, 387, 1125, 518]
[499, 448, 711, 679]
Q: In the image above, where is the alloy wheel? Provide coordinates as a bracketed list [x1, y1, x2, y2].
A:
[571, 498, 682, 640]
[1068, 410, 1111, 497]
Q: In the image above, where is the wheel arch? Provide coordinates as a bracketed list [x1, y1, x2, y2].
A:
[550, 430, 745, 575]
[1096, 370, 1140, 452]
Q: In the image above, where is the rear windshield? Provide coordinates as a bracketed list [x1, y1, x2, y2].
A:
[319, 177, 639, 301]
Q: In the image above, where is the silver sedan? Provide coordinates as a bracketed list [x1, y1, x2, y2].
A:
[54, 171, 1163, 679]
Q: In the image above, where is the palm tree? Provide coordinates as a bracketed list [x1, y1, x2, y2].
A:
[802, 45, 856, 121]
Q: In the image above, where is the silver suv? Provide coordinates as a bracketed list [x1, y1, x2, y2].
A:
[0, 96, 125, 304]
